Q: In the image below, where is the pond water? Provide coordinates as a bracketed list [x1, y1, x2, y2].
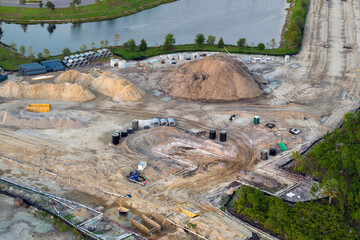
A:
[0, 0, 288, 55]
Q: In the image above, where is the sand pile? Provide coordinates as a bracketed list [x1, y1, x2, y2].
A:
[0, 111, 84, 129]
[160, 54, 262, 101]
[55, 69, 145, 102]
[0, 81, 95, 102]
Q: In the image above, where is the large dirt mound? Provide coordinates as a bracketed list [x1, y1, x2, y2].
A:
[55, 69, 145, 102]
[0, 81, 95, 102]
[160, 54, 262, 101]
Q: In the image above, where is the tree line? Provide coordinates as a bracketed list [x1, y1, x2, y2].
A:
[231, 111, 360, 239]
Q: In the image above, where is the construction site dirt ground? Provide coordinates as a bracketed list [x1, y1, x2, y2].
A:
[1, 0, 360, 239]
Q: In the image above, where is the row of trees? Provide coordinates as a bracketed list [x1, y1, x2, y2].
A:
[4, 31, 277, 60]
[193, 34, 277, 50]
[286, 0, 309, 49]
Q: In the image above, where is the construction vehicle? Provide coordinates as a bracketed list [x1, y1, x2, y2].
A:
[178, 202, 200, 218]
[127, 170, 149, 185]
[118, 201, 129, 215]
[0, 67, 8, 82]
[0, 68, 17, 83]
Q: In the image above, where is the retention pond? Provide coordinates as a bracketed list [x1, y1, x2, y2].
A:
[1, 0, 288, 55]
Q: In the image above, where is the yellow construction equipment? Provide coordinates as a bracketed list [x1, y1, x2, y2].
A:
[29, 104, 52, 109]
[178, 202, 200, 218]
[26, 106, 50, 112]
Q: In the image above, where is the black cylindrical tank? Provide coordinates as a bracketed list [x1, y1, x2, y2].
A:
[220, 130, 227, 142]
[127, 128, 134, 134]
[121, 130, 128, 138]
[269, 148, 277, 156]
[112, 132, 120, 145]
[209, 129, 216, 139]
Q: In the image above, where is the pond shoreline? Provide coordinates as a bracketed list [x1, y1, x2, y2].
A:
[0, 0, 177, 24]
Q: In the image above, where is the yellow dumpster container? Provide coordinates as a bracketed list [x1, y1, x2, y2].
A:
[29, 104, 52, 109]
[26, 106, 50, 112]
[178, 202, 200, 218]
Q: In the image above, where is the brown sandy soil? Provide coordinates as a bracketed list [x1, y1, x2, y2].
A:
[55, 68, 145, 102]
[160, 54, 263, 101]
[0, 81, 95, 102]
[0, 0, 360, 238]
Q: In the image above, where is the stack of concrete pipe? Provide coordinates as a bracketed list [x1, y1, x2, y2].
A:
[152, 118, 176, 127]
[97, 49, 113, 58]
[63, 55, 90, 68]
[63, 49, 113, 68]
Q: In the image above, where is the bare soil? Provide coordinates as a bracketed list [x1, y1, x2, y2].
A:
[0, 0, 359, 238]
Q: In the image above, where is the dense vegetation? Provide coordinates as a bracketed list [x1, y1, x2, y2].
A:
[233, 186, 358, 240]
[0, 0, 176, 23]
[284, 0, 309, 50]
[294, 111, 360, 220]
[232, 111, 360, 239]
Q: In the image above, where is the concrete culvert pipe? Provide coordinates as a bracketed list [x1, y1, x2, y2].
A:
[167, 118, 176, 126]
[152, 118, 160, 126]
[160, 118, 168, 126]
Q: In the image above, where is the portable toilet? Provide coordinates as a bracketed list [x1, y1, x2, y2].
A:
[138, 162, 147, 172]
[285, 55, 290, 62]
[118, 60, 127, 69]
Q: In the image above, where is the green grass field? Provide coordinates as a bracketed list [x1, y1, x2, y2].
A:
[0, 0, 175, 23]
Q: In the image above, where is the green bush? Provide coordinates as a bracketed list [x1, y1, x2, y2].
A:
[217, 37, 224, 48]
[139, 39, 147, 51]
[163, 33, 175, 51]
[195, 33, 205, 46]
[257, 43, 265, 50]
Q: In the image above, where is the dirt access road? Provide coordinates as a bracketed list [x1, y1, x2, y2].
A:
[1, 0, 360, 239]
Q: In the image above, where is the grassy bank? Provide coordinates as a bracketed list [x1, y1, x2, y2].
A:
[0, 0, 176, 24]
[111, 43, 298, 60]
[0, 43, 31, 70]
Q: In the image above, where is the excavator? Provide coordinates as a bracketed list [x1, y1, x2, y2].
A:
[127, 170, 149, 185]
